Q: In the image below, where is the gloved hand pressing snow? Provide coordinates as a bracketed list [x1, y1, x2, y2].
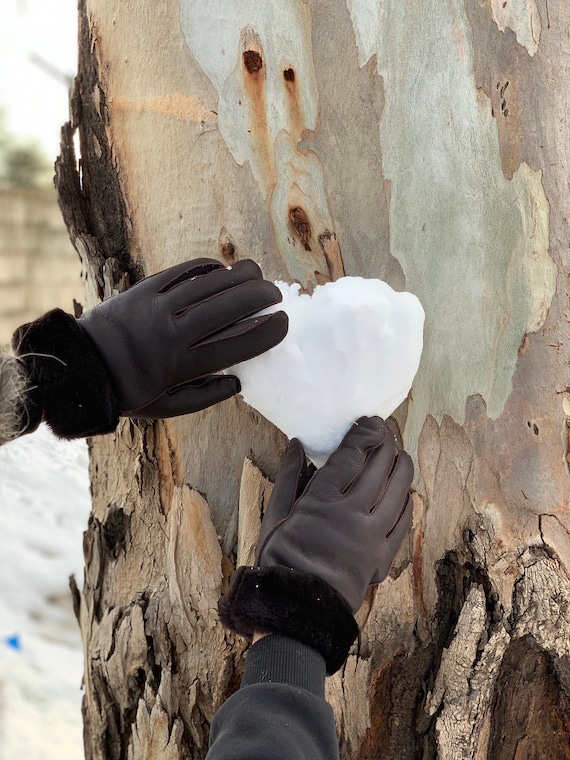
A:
[12, 258, 287, 439]
[219, 416, 413, 674]
[78, 258, 288, 417]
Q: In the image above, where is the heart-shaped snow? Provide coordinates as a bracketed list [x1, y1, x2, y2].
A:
[230, 277, 425, 466]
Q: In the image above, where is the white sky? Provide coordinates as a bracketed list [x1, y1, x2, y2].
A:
[0, 0, 78, 162]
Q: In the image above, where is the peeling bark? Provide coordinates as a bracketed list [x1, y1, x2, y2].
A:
[56, 0, 570, 758]
[427, 586, 509, 759]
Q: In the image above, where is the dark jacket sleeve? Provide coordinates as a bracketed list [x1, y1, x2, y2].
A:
[206, 635, 339, 760]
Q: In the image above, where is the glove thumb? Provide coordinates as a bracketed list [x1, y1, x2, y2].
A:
[126, 375, 240, 418]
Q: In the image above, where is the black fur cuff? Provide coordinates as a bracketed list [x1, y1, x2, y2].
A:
[12, 309, 119, 439]
[16, 361, 42, 437]
[219, 565, 359, 675]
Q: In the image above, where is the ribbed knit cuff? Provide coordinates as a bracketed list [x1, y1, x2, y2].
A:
[241, 635, 326, 698]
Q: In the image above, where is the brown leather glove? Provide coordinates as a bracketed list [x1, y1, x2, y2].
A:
[219, 416, 413, 674]
[78, 258, 288, 418]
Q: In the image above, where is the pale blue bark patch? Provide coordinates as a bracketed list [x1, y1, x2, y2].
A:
[179, 0, 336, 282]
[179, 0, 318, 196]
[346, 0, 556, 447]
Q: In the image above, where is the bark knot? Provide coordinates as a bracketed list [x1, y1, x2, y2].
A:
[243, 50, 263, 74]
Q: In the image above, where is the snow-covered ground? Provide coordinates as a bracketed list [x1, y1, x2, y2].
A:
[0, 424, 90, 760]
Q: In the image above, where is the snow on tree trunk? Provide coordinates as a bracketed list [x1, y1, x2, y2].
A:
[56, 0, 570, 758]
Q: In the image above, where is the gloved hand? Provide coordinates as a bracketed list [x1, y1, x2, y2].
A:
[219, 416, 414, 674]
[256, 415, 413, 612]
[78, 258, 288, 417]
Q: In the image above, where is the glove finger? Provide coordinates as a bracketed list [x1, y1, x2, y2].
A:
[255, 438, 309, 564]
[308, 416, 390, 496]
[370, 450, 414, 523]
[179, 311, 288, 381]
[163, 259, 266, 312]
[385, 490, 413, 542]
[337, 432, 400, 514]
[175, 278, 283, 344]
[126, 375, 240, 418]
[149, 258, 224, 293]
[370, 492, 413, 584]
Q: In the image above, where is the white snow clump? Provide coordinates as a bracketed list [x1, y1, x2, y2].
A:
[229, 276, 425, 467]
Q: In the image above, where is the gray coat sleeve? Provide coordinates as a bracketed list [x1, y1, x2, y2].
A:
[206, 636, 340, 760]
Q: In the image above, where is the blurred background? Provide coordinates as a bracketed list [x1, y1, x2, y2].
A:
[0, 2, 89, 759]
[0, 0, 83, 344]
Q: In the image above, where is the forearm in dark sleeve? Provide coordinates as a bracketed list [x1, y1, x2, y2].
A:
[206, 635, 339, 760]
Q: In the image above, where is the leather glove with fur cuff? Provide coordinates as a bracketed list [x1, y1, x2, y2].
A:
[219, 418, 413, 675]
[12, 308, 118, 439]
[219, 565, 359, 675]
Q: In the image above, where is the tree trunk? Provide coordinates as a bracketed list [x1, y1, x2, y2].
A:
[56, 0, 570, 758]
